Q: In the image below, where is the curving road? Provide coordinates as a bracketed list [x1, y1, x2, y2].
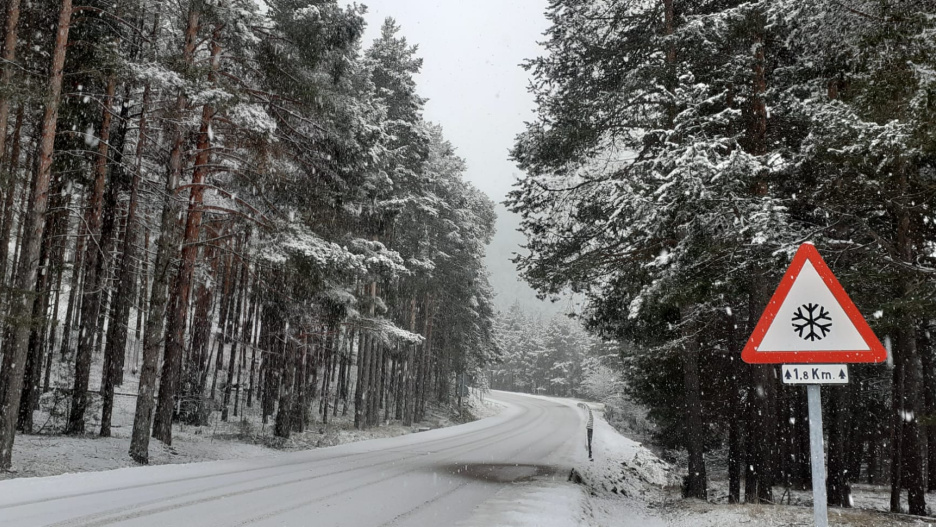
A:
[0, 391, 584, 526]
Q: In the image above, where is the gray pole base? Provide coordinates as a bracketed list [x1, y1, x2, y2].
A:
[807, 384, 828, 527]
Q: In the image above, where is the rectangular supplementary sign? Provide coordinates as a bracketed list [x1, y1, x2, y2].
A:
[781, 364, 849, 384]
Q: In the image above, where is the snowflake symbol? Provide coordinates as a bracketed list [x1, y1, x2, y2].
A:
[792, 303, 832, 341]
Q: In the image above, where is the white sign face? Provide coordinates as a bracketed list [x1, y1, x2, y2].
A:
[757, 261, 870, 352]
[781, 364, 849, 384]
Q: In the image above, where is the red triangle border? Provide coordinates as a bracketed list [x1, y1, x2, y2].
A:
[741, 243, 887, 364]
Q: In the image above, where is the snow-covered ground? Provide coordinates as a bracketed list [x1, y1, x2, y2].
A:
[2, 382, 503, 481]
[567, 401, 936, 527]
[564, 399, 675, 527]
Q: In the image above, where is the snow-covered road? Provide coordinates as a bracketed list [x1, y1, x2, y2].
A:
[0, 391, 585, 526]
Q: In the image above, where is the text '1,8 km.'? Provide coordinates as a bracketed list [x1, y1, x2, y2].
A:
[781, 364, 848, 385]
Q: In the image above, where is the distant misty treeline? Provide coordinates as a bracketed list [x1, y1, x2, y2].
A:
[0, 1, 498, 470]
[509, 0, 936, 516]
[488, 302, 621, 399]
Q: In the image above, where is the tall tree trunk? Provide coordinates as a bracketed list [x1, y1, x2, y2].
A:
[274, 332, 294, 438]
[354, 331, 367, 430]
[17, 187, 62, 432]
[247, 295, 259, 408]
[103, 82, 151, 396]
[66, 75, 118, 435]
[0, 0, 72, 468]
[210, 254, 235, 400]
[134, 227, 150, 353]
[59, 200, 86, 359]
[404, 296, 416, 426]
[292, 334, 307, 431]
[150, 7, 203, 447]
[902, 336, 926, 516]
[726, 312, 744, 503]
[336, 334, 346, 418]
[180, 24, 223, 424]
[44, 207, 69, 393]
[890, 340, 906, 512]
[417, 294, 433, 422]
[728, 402, 743, 503]
[98, 78, 135, 435]
[341, 330, 352, 416]
[826, 386, 852, 507]
[0, 106, 24, 282]
[222, 253, 248, 421]
[0, 0, 23, 169]
[129, 6, 200, 462]
[889, 169, 926, 515]
[681, 311, 707, 500]
[919, 329, 936, 491]
[744, 7, 775, 505]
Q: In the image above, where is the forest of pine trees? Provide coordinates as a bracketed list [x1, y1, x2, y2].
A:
[510, 0, 936, 516]
[0, 0, 498, 469]
[488, 302, 619, 399]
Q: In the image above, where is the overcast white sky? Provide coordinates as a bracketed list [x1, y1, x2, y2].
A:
[352, 1, 569, 315]
[356, 0, 548, 201]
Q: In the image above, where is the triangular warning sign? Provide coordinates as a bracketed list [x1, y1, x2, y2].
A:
[742, 243, 887, 364]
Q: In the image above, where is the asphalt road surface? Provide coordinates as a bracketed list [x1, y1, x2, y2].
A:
[0, 391, 583, 526]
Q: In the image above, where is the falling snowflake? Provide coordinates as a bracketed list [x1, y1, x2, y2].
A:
[792, 303, 831, 341]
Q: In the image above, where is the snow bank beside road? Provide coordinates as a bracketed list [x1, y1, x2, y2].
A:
[569, 402, 932, 527]
[570, 402, 675, 527]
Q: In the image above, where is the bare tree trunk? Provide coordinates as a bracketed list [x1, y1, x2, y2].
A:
[17, 186, 62, 432]
[292, 335, 307, 432]
[246, 276, 260, 408]
[0, 106, 24, 282]
[67, 75, 118, 435]
[44, 209, 69, 393]
[354, 331, 367, 430]
[98, 77, 137, 434]
[393, 346, 403, 421]
[210, 254, 235, 400]
[59, 201, 86, 359]
[890, 170, 926, 514]
[274, 334, 294, 438]
[384, 354, 394, 422]
[9, 161, 32, 282]
[332, 334, 342, 417]
[222, 252, 248, 421]
[129, 6, 200, 462]
[0, 0, 23, 169]
[103, 82, 150, 397]
[681, 310, 707, 500]
[416, 294, 433, 422]
[404, 296, 416, 426]
[0, 0, 72, 468]
[179, 25, 222, 424]
[826, 386, 852, 506]
[149, 6, 202, 448]
[902, 336, 926, 515]
[341, 329, 352, 417]
[919, 329, 936, 492]
[320, 329, 333, 424]
[134, 227, 149, 352]
[16, 252, 46, 434]
[890, 342, 906, 512]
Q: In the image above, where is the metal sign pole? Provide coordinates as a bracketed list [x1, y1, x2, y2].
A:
[806, 384, 828, 527]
